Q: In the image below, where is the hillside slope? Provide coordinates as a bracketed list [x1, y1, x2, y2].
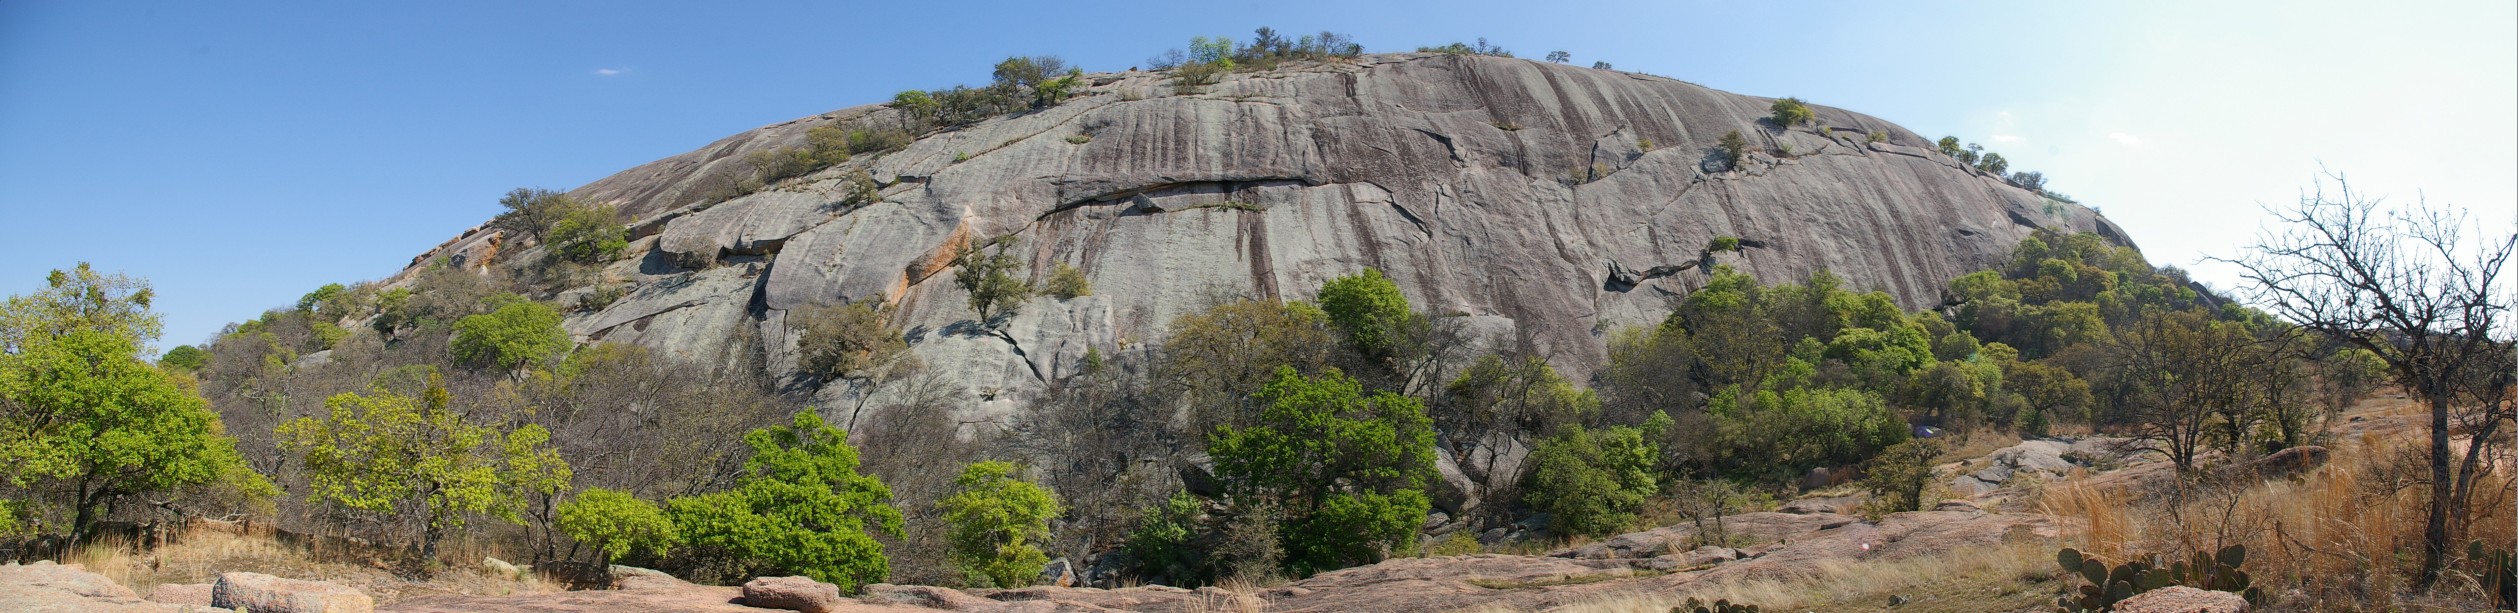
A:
[403, 52, 2125, 416]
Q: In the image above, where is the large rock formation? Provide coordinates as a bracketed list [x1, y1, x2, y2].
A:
[401, 52, 2124, 420]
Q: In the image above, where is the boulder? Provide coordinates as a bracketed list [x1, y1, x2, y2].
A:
[1037, 557, 1076, 588]
[740, 576, 843, 613]
[212, 572, 373, 613]
[148, 583, 216, 607]
[608, 565, 690, 591]
[2112, 586, 2248, 613]
[1, 560, 222, 612]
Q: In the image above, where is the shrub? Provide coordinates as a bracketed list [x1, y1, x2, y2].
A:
[1208, 367, 1437, 576]
[1523, 422, 1660, 537]
[939, 461, 1063, 588]
[841, 168, 881, 207]
[665, 411, 903, 592]
[1591, 61, 1613, 70]
[846, 128, 913, 155]
[558, 488, 679, 563]
[1316, 268, 1415, 359]
[793, 299, 907, 382]
[1936, 136, 1962, 157]
[891, 90, 940, 126]
[1976, 151, 2009, 176]
[1043, 263, 1091, 300]
[1708, 236, 1743, 253]
[1124, 491, 1209, 583]
[953, 239, 1033, 326]
[451, 300, 571, 372]
[2008, 170, 2047, 192]
[1858, 438, 1942, 515]
[279, 374, 570, 562]
[1418, 37, 1512, 57]
[1638, 137, 1655, 151]
[494, 188, 580, 240]
[1546, 50, 1570, 63]
[578, 283, 626, 311]
[1768, 97, 1814, 127]
[1866, 130, 1889, 144]
[1717, 130, 1749, 167]
[546, 203, 628, 264]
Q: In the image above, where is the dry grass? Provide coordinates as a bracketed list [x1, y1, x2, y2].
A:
[1186, 574, 1272, 613]
[1544, 542, 2062, 613]
[55, 524, 557, 604]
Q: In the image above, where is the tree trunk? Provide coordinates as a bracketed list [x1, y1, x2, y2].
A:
[2420, 393, 2452, 588]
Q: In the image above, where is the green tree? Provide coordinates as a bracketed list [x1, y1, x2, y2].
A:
[954, 239, 1033, 327]
[557, 488, 679, 563]
[666, 411, 903, 591]
[1208, 367, 1436, 575]
[1860, 438, 1943, 515]
[278, 375, 571, 563]
[1316, 268, 1415, 358]
[1936, 136, 1962, 157]
[1124, 491, 1208, 583]
[1523, 421, 1661, 537]
[546, 203, 629, 264]
[939, 461, 1063, 587]
[1711, 386, 1907, 480]
[1708, 236, 1742, 253]
[452, 300, 571, 373]
[1717, 130, 1749, 166]
[1, 265, 267, 543]
[298, 283, 347, 315]
[495, 188, 581, 241]
[158, 344, 209, 371]
[1769, 97, 1814, 127]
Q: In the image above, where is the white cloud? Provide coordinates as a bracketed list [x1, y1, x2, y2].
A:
[592, 67, 626, 77]
[1991, 134, 2026, 143]
[2107, 131, 2145, 147]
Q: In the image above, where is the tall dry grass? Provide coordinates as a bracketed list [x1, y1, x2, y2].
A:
[55, 523, 556, 602]
[1541, 542, 2061, 613]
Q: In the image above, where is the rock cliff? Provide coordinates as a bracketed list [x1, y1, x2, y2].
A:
[402, 52, 2125, 418]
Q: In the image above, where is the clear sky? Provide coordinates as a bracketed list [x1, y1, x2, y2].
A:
[3, 1, 2512, 350]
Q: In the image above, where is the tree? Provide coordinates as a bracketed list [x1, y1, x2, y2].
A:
[557, 488, 678, 564]
[666, 411, 903, 591]
[1860, 438, 1943, 514]
[954, 238, 1033, 327]
[1590, 61, 1613, 70]
[1523, 420, 1661, 537]
[159, 344, 209, 371]
[1977, 152, 2009, 176]
[1208, 367, 1436, 575]
[938, 461, 1063, 588]
[1, 265, 266, 543]
[451, 300, 571, 373]
[2110, 309, 2258, 473]
[1936, 136, 1962, 157]
[1316, 268, 1415, 359]
[1123, 491, 1208, 583]
[546, 203, 628, 264]
[1440, 354, 1595, 521]
[1545, 50, 1571, 63]
[2220, 173, 2516, 587]
[1717, 130, 1749, 168]
[495, 188, 582, 241]
[279, 374, 570, 564]
[2010, 170, 2048, 192]
[1768, 97, 1814, 127]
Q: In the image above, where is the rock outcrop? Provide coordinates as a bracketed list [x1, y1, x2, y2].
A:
[0, 561, 231, 612]
[393, 52, 2124, 420]
[211, 572, 373, 613]
[739, 576, 843, 613]
[2113, 586, 2250, 613]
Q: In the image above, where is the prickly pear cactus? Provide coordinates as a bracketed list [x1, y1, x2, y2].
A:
[2055, 545, 2265, 611]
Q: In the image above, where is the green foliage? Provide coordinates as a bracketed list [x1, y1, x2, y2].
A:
[793, 299, 907, 383]
[1708, 235, 1742, 253]
[1, 266, 266, 541]
[666, 411, 903, 592]
[1124, 490, 1208, 583]
[1710, 385, 1907, 480]
[557, 488, 679, 563]
[279, 374, 570, 560]
[298, 283, 347, 315]
[1417, 37, 1512, 57]
[1936, 136, 1962, 157]
[1858, 438, 1941, 515]
[1316, 268, 1415, 359]
[2055, 545, 2264, 611]
[1209, 367, 1437, 576]
[451, 300, 571, 372]
[1976, 151, 2009, 176]
[845, 128, 913, 155]
[1523, 423, 1660, 536]
[1043, 262, 1092, 300]
[545, 203, 628, 264]
[1768, 97, 1814, 127]
[1716, 130, 1749, 167]
[939, 461, 1063, 588]
[1866, 130, 1889, 144]
[954, 238, 1033, 326]
[159, 344, 209, 371]
[495, 188, 584, 241]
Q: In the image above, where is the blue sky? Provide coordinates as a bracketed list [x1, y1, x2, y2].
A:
[3, 1, 2512, 350]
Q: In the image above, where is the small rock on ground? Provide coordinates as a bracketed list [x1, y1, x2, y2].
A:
[2113, 586, 2248, 613]
[741, 576, 843, 613]
[214, 571, 374, 613]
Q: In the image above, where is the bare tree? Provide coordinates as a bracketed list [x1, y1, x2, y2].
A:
[2219, 172, 2516, 588]
[2111, 309, 2260, 473]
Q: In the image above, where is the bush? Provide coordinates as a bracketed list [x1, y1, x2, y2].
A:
[1591, 61, 1613, 70]
[1316, 268, 1416, 359]
[793, 299, 907, 382]
[954, 239, 1033, 326]
[1043, 262, 1092, 300]
[451, 300, 571, 372]
[1866, 130, 1889, 144]
[666, 411, 903, 592]
[939, 461, 1063, 588]
[1208, 367, 1437, 576]
[1717, 130, 1749, 167]
[1859, 438, 1941, 515]
[1523, 422, 1661, 537]
[1768, 97, 1814, 127]
[1418, 37, 1512, 57]
[846, 128, 913, 155]
[1708, 236, 1742, 253]
[279, 374, 570, 561]
[494, 188, 581, 240]
[546, 203, 627, 264]
[1124, 491, 1209, 583]
[1976, 151, 2009, 176]
[1936, 136, 1962, 157]
[2008, 170, 2046, 192]
[558, 488, 679, 563]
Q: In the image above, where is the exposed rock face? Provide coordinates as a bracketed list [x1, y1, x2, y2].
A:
[0, 561, 231, 612]
[402, 52, 2123, 418]
[212, 571, 373, 613]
